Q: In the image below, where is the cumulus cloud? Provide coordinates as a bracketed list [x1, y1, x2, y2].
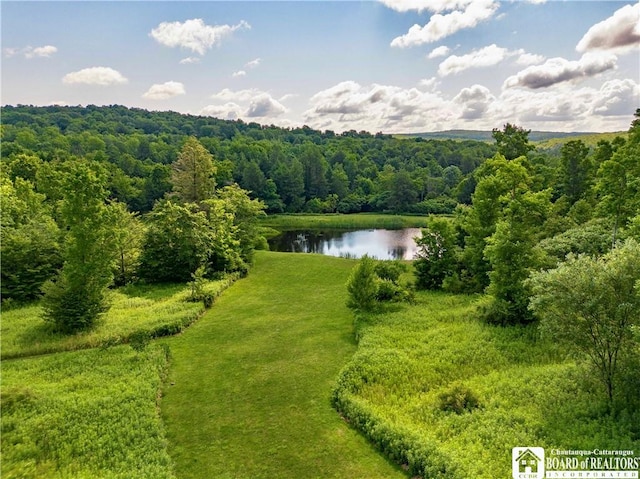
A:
[62, 67, 128, 86]
[515, 51, 546, 66]
[245, 58, 261, 68]
[304, 81, 458, 132]
[150, 18, 250, 55]
[200, 103, 242, 120]
[453, 84, 495, 119]
[232, 70, 247, 78]
[247, 93, 287, 117]
[577, 3, 640, 54]
[438, 44, 510, 76]
[203, 88, 288, 120]
[391, 0, 498, 47]
[427, 45, 451, 59]
[592, 79, 640, 116]
[142, 81, 185, 100]
[504, 53, 617, 89]
[180, 56, 200, 64]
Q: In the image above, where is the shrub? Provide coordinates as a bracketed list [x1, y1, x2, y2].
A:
[346, 255, 378, 312]
[438, 385, 480, 414]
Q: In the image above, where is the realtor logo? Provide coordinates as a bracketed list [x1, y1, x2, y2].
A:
[512, 447, 545, 479]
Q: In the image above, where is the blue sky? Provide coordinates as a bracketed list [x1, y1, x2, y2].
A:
[2, 1, 639, 133]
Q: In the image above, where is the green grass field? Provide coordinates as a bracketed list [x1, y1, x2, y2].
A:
[1, 345, 175, 479]
[333, 292, 640, 478]
[259, 213, 430, 231]
[1, 277, 236, 359]
[160, 251, 405, 479]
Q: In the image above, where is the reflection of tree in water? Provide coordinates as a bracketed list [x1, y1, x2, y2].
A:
[268, 228, 421, 260]
[387, 246, 407, 260]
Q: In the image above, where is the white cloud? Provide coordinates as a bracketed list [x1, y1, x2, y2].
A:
[4, 45, 58, 58]
[62, 67, 128, 86]
[142, 81, 185, 100]
[592, 79, 640, 117]
[232, 70, 247, 78]
[247, 93, 287, 117]
[453, 84, 495, 119]
[245, 58, 261, 68]
[26, 45, 58, 59]
[577, 3, 640, 54]
[150, 18, 250, 55]
[200, 103, 242, 120]
[390, 0, 499, 47]
[380, 0, 474, 14]
[427, 45, 451, 59]
[438, 44, 510, 76]
[504, 53, 618, 89]
[515, 51, 546, 66]
[304, 81, 458, 132]
[204, 88, 288, 120]
[179, 56, 200, 64]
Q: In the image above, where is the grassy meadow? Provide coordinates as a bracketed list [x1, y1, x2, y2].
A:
[259, 213, 431, 231]
[161, 251, 405, 479]
[1, 277, 236, 359]
[1, 345, 175, 479]
[3, 251, 637, 478]
[333, 291, 640, 478]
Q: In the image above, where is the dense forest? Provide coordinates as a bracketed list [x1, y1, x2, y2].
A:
[1, 105, 496, 216]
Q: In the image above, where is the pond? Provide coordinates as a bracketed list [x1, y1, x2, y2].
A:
[267, 228, 423, 260]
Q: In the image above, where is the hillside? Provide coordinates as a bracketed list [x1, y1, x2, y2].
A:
[398, 129, 626, 144]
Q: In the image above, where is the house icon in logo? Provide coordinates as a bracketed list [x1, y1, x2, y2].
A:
[512, 447, 545, 479]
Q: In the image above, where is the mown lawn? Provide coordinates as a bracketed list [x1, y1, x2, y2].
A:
[161, 251, 406, 479]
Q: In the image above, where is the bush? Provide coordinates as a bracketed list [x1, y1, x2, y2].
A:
[346, 255, 378, 312]
[374, 261, 407, 284]
[438, 385, 480, 414]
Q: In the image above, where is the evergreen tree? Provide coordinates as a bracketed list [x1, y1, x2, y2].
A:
[171, 136, 216, 203]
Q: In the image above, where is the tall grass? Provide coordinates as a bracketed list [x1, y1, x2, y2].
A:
[1, 275, 238, 359]
[260, 213, 431, 231]
[1, 345, 175, 479]
[333, 291, 640, 478]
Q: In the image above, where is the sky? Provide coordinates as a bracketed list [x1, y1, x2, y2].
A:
[1, 1, 639, 134]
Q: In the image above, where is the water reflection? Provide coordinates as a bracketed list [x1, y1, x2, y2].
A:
[268, 228, 422, 260]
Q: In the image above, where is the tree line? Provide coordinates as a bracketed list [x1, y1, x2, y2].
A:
[1, 105, 496, 216]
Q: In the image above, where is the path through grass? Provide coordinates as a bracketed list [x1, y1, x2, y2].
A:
[161, 251, 405, 479]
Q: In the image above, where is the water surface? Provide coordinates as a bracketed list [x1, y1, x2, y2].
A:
[268, 228, 422, 260]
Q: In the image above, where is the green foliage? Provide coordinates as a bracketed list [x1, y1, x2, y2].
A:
[374, 260, 407, 283]
[138, 200, 211, 283]
[414, 216, 457, 290]
[492, 123, 535, 161]
[558, 140, 593, 204]
[528, 239, 640, 404]
[42, 160, 115, 333]
[1, 346, 175, 479]
[438, 385, 480, 414]
[346, 255, 378, 312]
[1, 174, 62, 302]
[108, 201, 146, 286]
[171, 136, 216, 203]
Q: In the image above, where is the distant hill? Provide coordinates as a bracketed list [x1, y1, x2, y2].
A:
[398, 129, 626, 146]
